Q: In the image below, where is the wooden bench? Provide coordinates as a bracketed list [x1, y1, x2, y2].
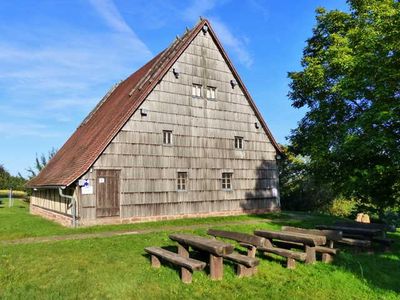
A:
[254, 229, 325, 265]
[207, 229, 305, 269]
[223, 252, 259, 277]
[259, 244, 306, 269]
[336, 237, 371, 248]
[145, 247, 206, 284]
[281, 226, 341, 263]
[206, 229, 260, 276]
[169, 233, 234, 280]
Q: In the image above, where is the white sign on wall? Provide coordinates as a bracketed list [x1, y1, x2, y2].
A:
[81, 185, 93, 195]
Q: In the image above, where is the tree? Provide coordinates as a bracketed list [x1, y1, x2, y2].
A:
[288, 0, 400, 214]
[0, 164, 26, 190]
[26, 148, 57, 179]
[278, 146, 334, 211]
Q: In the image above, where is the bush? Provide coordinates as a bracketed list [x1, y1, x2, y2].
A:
[0, 190, 28, 198]
[327, 197, 357, 218]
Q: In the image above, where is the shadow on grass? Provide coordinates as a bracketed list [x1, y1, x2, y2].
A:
[265, 216, 400, 294]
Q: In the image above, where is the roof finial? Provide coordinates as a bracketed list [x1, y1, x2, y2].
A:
[185, 26, 190, 33]
[199, 16, 203, 21]
[175, 35, 181, 41]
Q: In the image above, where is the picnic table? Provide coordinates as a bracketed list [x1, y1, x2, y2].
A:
[316, 225, 382, 238]
[254, 230, 326, 264]
[169, 233, 234, 280]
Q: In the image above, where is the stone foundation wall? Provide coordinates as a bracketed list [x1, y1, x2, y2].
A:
[78, 207, 279, 227]
[30, 204, 73, 227]
[31, 203, 279, 227]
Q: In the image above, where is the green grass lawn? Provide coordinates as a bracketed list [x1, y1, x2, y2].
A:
[1, 198, 399, 299]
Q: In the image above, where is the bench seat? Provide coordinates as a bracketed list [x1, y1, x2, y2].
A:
[222, 252, 259, 277]
[337, 238, 371, 247]
[145, 247, 206, 283]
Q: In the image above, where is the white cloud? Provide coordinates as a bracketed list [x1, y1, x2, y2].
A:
[87, 0, 151, 57]
[181, 0, 253, 68]
[182, 0, 218, 22]
[210, 18, 253, 68]
[0, 122, 63, 138]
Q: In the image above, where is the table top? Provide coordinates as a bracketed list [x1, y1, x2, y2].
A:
[254, 230, 326, 246]
[316, 225, 382, 236]
[169, 233, 234, 256]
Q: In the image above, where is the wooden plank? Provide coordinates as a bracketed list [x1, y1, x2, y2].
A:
[223, 252, 259, 267]
[254, 230, 326, 246]
[337, 238, 371, 247]
[144, 247, 206, 271]
[207, 229, 266, 247]
[169, 233, 234, 256]
[259, 246, 307, 261]
[316, 225, 381, 237]
[282, 226, 342, 241]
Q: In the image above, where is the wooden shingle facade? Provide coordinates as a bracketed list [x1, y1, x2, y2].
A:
[28, 20, 281, 227]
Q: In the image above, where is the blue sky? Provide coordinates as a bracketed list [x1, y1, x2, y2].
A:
[0, 0, 348, 176]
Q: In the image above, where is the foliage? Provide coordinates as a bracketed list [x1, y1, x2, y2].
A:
[0, 190, 27, 198]
[0, 164, 26, 190]
[279, 146, 334, 211]
[327, 197, 358, 217]
[26, 148, 57, 179]
[288, 0, 400, 213]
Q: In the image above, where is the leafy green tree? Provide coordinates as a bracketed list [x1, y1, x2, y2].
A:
[26, 148, 57, 179]
[278, 146, 334, 211]
[288, 0, 400, 214]
[0, 164, 26, 190]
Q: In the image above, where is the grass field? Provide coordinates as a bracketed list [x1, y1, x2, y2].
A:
[1, 198, 399, 299]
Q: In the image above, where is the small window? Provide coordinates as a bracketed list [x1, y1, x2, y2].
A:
[221, 172, 233, 190]
[163, 130, 172, 144]
[192, 84, 202, 97]
[177, 172, 188, 191]
[206, 86, 216, 99]
[235, 136, 243, 149]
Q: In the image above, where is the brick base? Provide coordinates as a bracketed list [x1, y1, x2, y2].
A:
[30, 204, 73, 227]
[79, 207, 280, 227]
[31, 204, 280, 227]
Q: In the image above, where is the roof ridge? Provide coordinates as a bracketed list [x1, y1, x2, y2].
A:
[79, 81, 122, 128]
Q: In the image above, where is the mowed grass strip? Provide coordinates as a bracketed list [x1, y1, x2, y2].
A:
[0, 198, 332, 242]
[1, 226, 399, 299]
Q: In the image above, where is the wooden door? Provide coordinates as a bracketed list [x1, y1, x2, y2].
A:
[96, 169, 120, 217]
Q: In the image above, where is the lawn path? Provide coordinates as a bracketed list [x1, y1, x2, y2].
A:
[1, 218, 277, 245]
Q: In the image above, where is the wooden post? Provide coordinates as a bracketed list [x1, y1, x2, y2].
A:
[247, 246, 257, 258]
[237, 265, 257, 277]
[322, 253, 333, 263]
[178, 244, 189, 258]
[328, 240, 334, 248]
[209, 254, 223, 280]
[181, 268, 193, 284]
[8, 188, 12, 208]
[305, 245, 316, 264]
[287, 258, 296, 269]
[151, 255, 161, 268]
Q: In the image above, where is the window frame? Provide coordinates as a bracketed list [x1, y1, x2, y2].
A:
[234, 136, 244, 150]
[163, 130, 173, 145]
[206, 86, 217, 100]
[177, 172, 188, 191]
[221, 172, 233, 190]
[192, 83, 202, 98]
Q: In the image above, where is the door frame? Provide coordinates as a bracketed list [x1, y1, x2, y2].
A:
[95, 169, 121, 218]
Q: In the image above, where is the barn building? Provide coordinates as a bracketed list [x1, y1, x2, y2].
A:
[27, 19, 282, 227]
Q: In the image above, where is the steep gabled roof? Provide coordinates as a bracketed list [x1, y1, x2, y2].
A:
[28, 19, 281, 188]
